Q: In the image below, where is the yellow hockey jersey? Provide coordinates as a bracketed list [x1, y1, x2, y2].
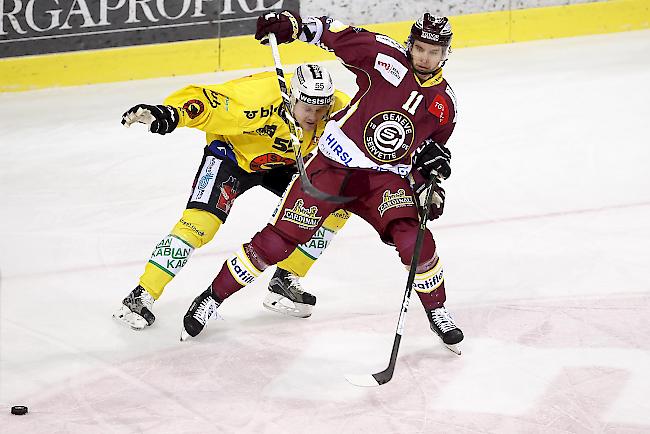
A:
[164, 71, 350, 173]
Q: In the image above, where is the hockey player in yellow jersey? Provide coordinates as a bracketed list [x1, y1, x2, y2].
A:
[114, 64, 351, 330]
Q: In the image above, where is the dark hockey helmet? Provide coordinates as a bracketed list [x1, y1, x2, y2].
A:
[407, 13, 452, 48]
[406, 13, 453, 69]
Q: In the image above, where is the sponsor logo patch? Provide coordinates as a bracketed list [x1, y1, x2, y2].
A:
[150, 236, 192, 275]
[321, 132, 353, 165]
[244, 104, 279, 120]
[281, 199, 322, 230]
[298, 95, 331, 105]
[377, 188, 415, 217]
[216, 175, 239, 214]
[298, 227, 336, 259]
[374, 52, 408, 87]
[227, 254, 257, 285]
[183, 99, 204, 119]
[412, 262, 444, 293]
[420, 31, 441, 41]
[428, 94, 449, 126]
[363, 111, 415, 163]
[307, 64, 323, 79]
[249, 153, 295, 171]
[202, 89, 220, 108]
[179, 219, 205, 237]
[195, 157, 216, 200]
[255, 124, 278, 138]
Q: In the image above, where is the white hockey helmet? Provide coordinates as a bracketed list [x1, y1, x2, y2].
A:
[290, 64, 334, 108]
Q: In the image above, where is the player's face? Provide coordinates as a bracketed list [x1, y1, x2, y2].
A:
[410, 40, 446, 79]
[293, 101, 330, 132]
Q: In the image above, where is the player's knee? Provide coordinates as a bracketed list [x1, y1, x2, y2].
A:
[251, 225, 299, 265]
[387, 218, 436, 268]
[170, 209, 222, 248]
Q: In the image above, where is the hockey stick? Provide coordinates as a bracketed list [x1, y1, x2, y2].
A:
[345, 176, 437, 387]
[267, 33, 353, 203]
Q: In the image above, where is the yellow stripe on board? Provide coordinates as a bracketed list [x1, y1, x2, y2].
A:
[0, 0, 648, 92]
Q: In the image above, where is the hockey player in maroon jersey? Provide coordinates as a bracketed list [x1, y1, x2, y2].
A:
[180, 11, 464, 353]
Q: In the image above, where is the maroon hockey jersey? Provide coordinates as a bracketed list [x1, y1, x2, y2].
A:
[307, 18, 457, 176]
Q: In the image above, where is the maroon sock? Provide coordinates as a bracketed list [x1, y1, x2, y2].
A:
[387, 218, 446, 310]
[211, 224, 299, 301]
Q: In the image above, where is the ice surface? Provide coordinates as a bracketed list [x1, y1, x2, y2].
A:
[1, 30, 649, 433]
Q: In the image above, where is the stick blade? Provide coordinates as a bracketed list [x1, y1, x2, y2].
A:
[345, 367, 395, 387]
[344, 374, 380, 387]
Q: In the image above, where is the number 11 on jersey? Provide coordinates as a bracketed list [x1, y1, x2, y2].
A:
[402, 91, 424, 115]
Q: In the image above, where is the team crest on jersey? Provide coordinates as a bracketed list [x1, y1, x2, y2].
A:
[363, 111, 415, 163]
[377, 189, 415, 217]
[216, 175, 239, 214]
[250, 153, 295, 171]
[183, 99, 204, 119]
[281, 199, 322, 230]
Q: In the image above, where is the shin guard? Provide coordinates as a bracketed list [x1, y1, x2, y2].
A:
[140, 234, 194, 299]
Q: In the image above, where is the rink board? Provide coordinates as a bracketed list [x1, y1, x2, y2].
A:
[0, 0, 648, 92]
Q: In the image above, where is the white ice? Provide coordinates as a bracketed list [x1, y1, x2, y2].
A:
[1, 30, 649, 433]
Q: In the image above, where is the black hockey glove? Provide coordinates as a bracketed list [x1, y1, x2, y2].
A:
[412, 139, 451, 180]
[121, 104, 179, 135]
[414, 181, 446, 221]
[255, 10, 302, 44]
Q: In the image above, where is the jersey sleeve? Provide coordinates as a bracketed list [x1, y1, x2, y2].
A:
[331, 89, 351, 113]
[299, 16, 404, 67]
[163, 85, 246, 136]
[428, 120, 455, 147]
[429, 83, 458, 147]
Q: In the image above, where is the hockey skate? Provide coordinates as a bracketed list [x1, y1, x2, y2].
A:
[113, 285, 156, 330]
[180, 287, 221, 341]
[263, 268, 316, 318]
[427, 306, 464, 355]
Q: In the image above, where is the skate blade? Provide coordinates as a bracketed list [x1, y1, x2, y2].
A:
[444, 342, 461, 356]
[263, 293, 312, 318]
[180, 328, 192, 342]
